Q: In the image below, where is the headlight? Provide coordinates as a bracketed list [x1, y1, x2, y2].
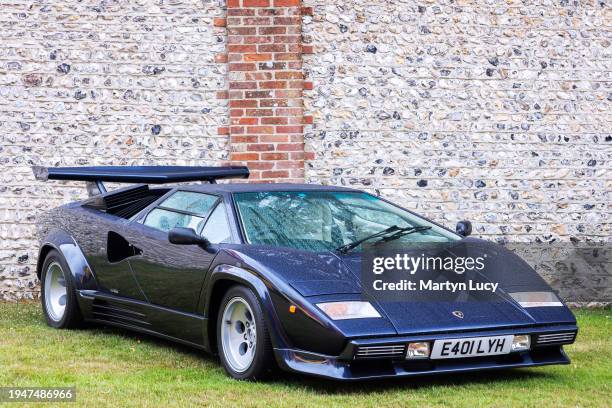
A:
[512, 335, 531, 351]
[509, 291, 563, 308]
[316, 301, 381, 320]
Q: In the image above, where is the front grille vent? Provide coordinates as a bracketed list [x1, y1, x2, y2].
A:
[535, 332, 576, 346]
[355, 344, 406, 359]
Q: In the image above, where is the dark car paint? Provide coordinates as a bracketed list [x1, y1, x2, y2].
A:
[36, 183, 578, 380]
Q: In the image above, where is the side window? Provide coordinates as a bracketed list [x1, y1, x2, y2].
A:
[143, 191, 217, 233]
[160, 191, 217, 216]
[201, 204, 232, 244]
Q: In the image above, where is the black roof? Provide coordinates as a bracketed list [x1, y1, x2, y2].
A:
[175, 183, 362, 194]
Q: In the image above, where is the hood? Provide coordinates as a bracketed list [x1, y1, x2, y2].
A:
[227, 240, 575, 336]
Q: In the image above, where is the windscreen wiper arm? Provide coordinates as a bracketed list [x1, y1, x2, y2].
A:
[335, 225, 407, 254]
[373, 226, 432, 244]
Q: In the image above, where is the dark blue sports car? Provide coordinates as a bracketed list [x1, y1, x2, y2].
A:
[33, 166, 577, 380]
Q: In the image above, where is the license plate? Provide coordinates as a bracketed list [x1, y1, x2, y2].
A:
[430, 335, 513, 359]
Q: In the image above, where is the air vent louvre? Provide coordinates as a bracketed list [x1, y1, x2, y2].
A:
[355, 344, 406, 359]
[535, 332, 576, 346]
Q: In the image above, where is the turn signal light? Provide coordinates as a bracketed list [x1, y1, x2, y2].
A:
[406, 342, 430, 359]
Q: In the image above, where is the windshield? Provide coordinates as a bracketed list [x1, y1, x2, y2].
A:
[234, 191, 460, 252]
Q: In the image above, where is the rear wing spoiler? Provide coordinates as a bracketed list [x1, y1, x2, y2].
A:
[32, 165, 249, 195]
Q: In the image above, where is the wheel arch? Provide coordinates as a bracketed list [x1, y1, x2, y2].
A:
[36, 228, 98, 291]
[203, 264, 289, 354]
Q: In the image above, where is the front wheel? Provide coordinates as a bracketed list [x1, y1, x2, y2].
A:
[217, 285, 275, 380]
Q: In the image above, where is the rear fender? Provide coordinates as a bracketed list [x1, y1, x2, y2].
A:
[37, 228, 98, 291]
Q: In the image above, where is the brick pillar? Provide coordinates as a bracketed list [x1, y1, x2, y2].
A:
[224, 0, 310, 182]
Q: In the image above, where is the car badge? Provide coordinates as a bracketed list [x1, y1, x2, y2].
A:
[452, 310, 464, 319]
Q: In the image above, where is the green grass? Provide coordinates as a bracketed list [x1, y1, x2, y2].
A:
[0, 302, 610, 407]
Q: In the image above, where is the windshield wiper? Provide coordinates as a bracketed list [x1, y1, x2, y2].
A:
[335, 225, 408, 254]
[373, 226, 432, 244]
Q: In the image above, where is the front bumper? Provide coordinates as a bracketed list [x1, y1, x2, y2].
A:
[273, 325, 577, 381]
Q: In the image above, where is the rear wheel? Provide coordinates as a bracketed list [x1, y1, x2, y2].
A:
[217, 285, 275, 380]
[40, 249, 82, 328]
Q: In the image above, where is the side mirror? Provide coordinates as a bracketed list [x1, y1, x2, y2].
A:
[456, 220, 472, 237]
[168, 227, 209, 247]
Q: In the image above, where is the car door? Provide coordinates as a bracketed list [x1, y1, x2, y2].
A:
[123, 190, 225, 313]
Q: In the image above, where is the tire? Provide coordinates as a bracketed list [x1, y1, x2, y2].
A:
[40, 249, 82, 329]
[217, 285, 275, 380]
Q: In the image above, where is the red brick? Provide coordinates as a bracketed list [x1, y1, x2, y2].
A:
[228, 8, 255, 16]
[261, 152, 289, 160]
[275, 160, 303, 169]
[303, 81, 314, 90]
[259, 26, 286, 35]
[247, 143, 275, 151]
[245, 72, 273, 81]
[275, 71, 303, 79]
[290, 168, 305, 178]
[261, 170, 290, 178]
[288, 80, 304, 89]
[274, 89, 301, 98]
[276, 107, 302, 116]
[276, 125, 303, 134]
[273, 17, 300, 25]
[230, 109, 244, 117]
[258, 44, 287, 52]
[275, 53, 301, 61]
[303, 115, 313, 124]
[229, 81, 257, 89]
[247, 126, 275, 134]
[302, 45, 314, 54]
[242, 17, 272, 25]
[232, 153, 260, 161]
[258, 62, 286, 70]
[243, 0, 270, 7]
[229, 63, 256, 71]
[274, 0, 300, 5]
[260, 81, 287, 89]
[213, 18, 226, 27]
[277, 143, 303, 151]
[228, 44, 257, 53]
[246, 108, 274, 116]
[304, 152, 316, 160]
[217, 126, 229, 135]
[245, 90, 273, 99]
[229, 26, 257, 35]
[231, 135, 258, 143]
[274, 35, 301, 44]
[216, 90, 229, 99]
[259, 98, 288, 107]
[258, 8, 284, 16]
[230, 99, 258, 108]
[244, 53, 272, 61]
[259, 134, 289, 143]
[261, 117, 288, 125]
[244, 36, 273, 44]
[227, 0, 240, 6]
[246, 161, 275, 170]
[235, 117, 259, 125]
[301, 6, 314, 16]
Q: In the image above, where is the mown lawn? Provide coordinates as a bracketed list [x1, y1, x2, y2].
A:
[0, 302, 610, 407]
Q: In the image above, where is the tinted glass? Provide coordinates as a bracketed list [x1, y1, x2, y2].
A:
[144, 208, 205, 232]
[201, 204, 232, 243]
[160, 191, 217, 216]
[234, 191, 459, 252]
